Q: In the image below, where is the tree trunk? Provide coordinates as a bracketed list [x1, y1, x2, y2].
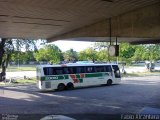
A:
[0, 38, 6, 82]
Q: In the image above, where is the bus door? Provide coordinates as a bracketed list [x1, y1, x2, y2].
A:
[105, 65, 113, 79]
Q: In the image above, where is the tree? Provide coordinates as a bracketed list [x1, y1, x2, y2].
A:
[63, 49, 78, 62]
[34, 44, 63, 64]
[78, 51, 88, 61]
[131, 45, 144, 62]
[130, 44, 160, 62]
[93, 42, 109, 50]
[11, 51, 35, 64]
[119, 43, 135, 59]
[96, 49, 109, 62]
[0, 38, 40, 81]
[78, 47, 98, 62]
[119, 43, 136, 64]
[142, 44, 160, 61]
[0, 39, 14, 81]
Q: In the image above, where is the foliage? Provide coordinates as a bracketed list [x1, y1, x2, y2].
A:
[131, 45, 144, 62]
[93, 42, 109, 50]
[142, 44, 160, 61]
[34, 44, 63, 64]
[96, 49, 108, 61]
[86, 42, 160, 64]
[92, 42, 117, 62]
[63, 49, 78, 62]
[11, 51, 35, 64]
[78, 47, 98, 62]
[119, 43, 133, 58]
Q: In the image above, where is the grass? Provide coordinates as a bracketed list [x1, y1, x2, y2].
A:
[0, 82, 7, 86]
[6, 65, 36, 72]
[15, 77, 37, 84]
[0, 77, 37, 86]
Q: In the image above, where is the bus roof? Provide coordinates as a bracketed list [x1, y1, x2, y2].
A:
[37, 63, 118, 68]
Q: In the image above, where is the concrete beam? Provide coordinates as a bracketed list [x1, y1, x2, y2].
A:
[48, 2, 160, 42]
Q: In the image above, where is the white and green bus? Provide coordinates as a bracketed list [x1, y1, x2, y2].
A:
[36, 63, 121, 91]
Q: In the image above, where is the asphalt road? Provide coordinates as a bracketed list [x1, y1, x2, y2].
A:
[0, 76, 160, 120]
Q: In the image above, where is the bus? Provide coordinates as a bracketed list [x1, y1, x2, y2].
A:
[36, 63, 121, 91]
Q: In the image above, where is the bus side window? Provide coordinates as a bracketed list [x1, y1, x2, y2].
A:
[95, 66, 105, 72]
[105, 65, 112, 72]
[43, 67, 53, 75]
[62, 67, 76, 74]
[76, 67, 85, 73]
[52, 68, 57, 75]
[70, 67, 76, 74]
[86, 66, 95, 73]
[63, 67, 69, 74]
[55, 67, 63, 75]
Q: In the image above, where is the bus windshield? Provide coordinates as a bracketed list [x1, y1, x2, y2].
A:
[112, 65, 121, 78]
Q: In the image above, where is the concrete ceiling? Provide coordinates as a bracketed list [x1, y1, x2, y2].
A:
[0, 0, 159, 43]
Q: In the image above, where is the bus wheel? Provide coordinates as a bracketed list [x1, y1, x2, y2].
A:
[57, 83, 65, 91]
[67, 82, 74, 90]
[107, 79, 112, 86]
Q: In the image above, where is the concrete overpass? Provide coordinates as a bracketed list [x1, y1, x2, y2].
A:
[0, 0, 160, 44]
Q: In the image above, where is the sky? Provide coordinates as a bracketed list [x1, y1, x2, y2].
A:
[51, 40, 95, 52]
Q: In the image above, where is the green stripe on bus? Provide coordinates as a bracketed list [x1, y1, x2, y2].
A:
[79, 79, 83, 83]
[41, 75, 69, 81]
[76, 75, 81, 78]
[64, 75, 69, 79]
[85, 73, 103, 78]
[41, 77, 45, 81]
[41, 72, 109, 81]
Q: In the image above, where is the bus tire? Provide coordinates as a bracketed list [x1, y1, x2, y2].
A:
[107, 79, 112, 86]
[57, 83, 65, 91]
[67, 82, 74, 90]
